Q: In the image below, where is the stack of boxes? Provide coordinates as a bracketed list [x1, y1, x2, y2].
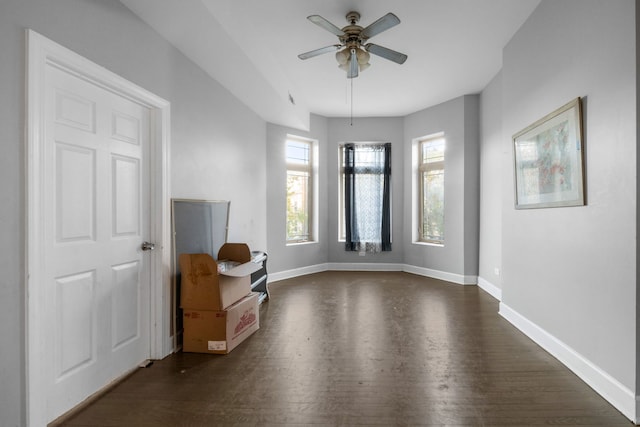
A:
[180, 243, 261, 354]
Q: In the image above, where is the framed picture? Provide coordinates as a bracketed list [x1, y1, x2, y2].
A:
[513, 97, 585, 209]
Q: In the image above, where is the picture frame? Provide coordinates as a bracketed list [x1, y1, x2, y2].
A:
[513, 97, 585, 209]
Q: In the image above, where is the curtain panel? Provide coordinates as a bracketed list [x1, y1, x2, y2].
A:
[344, 143, 392, 252]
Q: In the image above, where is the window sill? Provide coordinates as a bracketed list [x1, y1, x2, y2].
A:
[413, 241, 444, 248]
[286, 240, 318, 247]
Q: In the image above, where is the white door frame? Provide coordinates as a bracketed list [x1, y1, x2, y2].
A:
[25, 29, 172, 427]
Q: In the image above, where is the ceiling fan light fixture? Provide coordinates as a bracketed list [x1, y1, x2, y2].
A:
[356, 48, 370, 65]
[335, 48, 350, 65]
[359, 62, 371, 72]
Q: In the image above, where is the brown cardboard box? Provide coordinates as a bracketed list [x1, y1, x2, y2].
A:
[218, 242, 251, 263]
[182, 292, 260, 354]
[179, 246, 261, 310]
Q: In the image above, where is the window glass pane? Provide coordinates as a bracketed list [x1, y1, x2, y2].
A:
[419, 136, 445, 243]
[286, 140, 310, 165]
[422, 137, 445, 164]
[422, 169, 444, 242]
[287, 170, 310, 241]
[353, 174, 384, 241]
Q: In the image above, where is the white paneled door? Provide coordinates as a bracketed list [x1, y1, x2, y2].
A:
[43, 63, 152, 420]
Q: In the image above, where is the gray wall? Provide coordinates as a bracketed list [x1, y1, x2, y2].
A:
[463, 96, 480, 276]
[500, 0, 636, 390]
[0, 1, 267, 425]
[637, 0, 640, 399]
[266, 114, 329, 272]
[327, 117, 405, 264]
[403, 96, 480, 277]
[478, 73, 504, 289]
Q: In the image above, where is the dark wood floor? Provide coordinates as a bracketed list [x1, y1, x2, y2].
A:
[52, 271, 631, 426]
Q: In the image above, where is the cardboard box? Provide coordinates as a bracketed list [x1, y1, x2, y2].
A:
[218, 242, 252, 263]
[182, 292, 260, 354]
[179, 245, 261, 310]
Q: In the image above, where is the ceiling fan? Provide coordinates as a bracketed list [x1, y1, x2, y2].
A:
[298, 11, 408, 79]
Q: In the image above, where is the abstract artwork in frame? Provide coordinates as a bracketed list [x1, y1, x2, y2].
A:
[513, 97, 585, 209]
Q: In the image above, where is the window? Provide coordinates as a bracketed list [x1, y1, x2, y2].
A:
[286, 136, 313, 243]
[339, 143, 392, 253]
[418, 135, 445, 244]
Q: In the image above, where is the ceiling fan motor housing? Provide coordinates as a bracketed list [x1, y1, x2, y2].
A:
[345, 11, 360, 24]
[341, 11, 368, 48]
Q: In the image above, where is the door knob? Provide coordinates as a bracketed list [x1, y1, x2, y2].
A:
[141, 241, 156, 251]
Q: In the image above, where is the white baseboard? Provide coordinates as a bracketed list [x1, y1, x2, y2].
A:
[267, 263, 328, 283]
[269, 263, 477, 286]
[268, 263, 404, 283]
[326, 262, 404, 271]
[499, 302, 636, 423]
[402, 264, 477, 285]
[477, 276, 502, 301]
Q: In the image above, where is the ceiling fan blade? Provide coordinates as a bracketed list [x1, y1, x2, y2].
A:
[347, 49, 358, 79]
[365, 43, 407, 64]
[307, 15, 344, 36]
[298, 45, 341, 60]
[360, 13, 400, 39]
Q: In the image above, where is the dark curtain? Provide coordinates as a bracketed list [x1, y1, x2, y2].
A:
[381, 143, 392, 251]
[344, 143, 392, 252]
[344, 143, 357, 251]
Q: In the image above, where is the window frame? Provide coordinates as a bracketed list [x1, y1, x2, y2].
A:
[417, 134, 445, 245]
[338, 142, 392, 245]
[286, 135, 315, 244]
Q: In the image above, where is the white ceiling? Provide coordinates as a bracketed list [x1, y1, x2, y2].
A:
[120, 0, 540, 130]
